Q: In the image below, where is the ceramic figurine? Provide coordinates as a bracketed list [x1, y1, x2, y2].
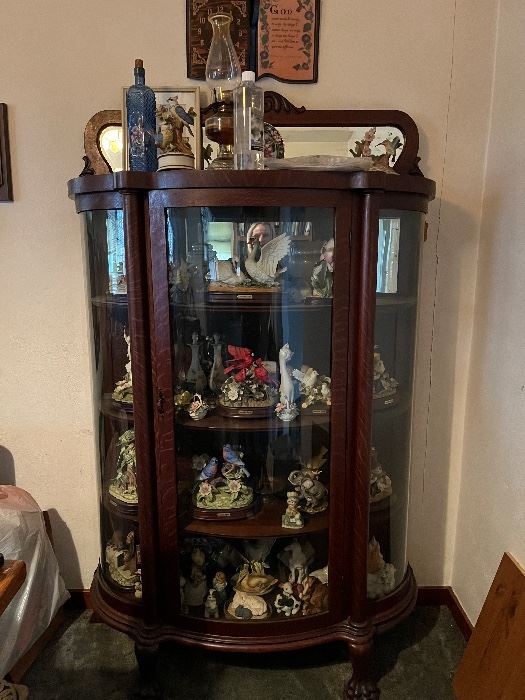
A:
[275, 344, 299, 422]
[180, 575, 189, 613]
[188, 393, 210, 420]
[186, 332, 207, 395]
[227, 590, 269, 620]
[193, 446, 253, 511]
[109, 429, 137, 504]
[292, 365, 331, 412]
[218, 345, 278, 415]
[350, 127, 376, 158]
[212, 571, 228, 607]
[367, 537, 396, 599]
[277, 540, 315, 584]
[244, 232, 290, 286]
[134, 573, 142, 599]
[310, 238, 334, 298]
[184, 547, 208, 607]
[112, 331, 133, 404]
[155, 96, 196, 171]
[105, 530, 140, 589]
[274, 582, 302, 616]
[298, 575, 329, 616]
[169, 261, 191, 304]
[243, 538, 276, 566]
[227, 561, 277, 620]
[174, 389, 193, 412]
[369, 447, 393, 503]
[370, 136, 402, 173]
[310, 564, 329, 585]
[288, 453, 329, 514]
[204, 589, 220, 618]
[282, 491, 304, 529]
[235, 561, 278, 595]
[373, 347, 399, 400]
[209, 334, 227, 392]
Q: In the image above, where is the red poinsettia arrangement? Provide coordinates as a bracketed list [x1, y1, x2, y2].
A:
[225, 345, 271, 384]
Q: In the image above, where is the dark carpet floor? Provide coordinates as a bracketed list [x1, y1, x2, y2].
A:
[23, 605, 465, 699]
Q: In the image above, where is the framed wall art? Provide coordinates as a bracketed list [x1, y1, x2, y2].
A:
[0, 104, 14, 201]
[122, 86, 202, 170]
[185, 0, 320, 84]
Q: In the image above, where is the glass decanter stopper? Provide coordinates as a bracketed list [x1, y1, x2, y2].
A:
[204, 13, 241, 170]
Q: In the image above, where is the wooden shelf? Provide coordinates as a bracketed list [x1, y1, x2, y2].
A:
[183, 499, 329, 538]
[92, 293, 128, 308]
[176, 411, 330, 432]
[103, 488, 139, 522]
[100, 394, 134, 421]
[172, 297, 332, 314]
[376, 295, 417, 307]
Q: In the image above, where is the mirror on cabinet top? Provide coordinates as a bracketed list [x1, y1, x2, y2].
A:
[81, 92, 420, 175]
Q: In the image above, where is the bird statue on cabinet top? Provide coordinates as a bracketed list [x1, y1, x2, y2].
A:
[244, 233, 290, 286]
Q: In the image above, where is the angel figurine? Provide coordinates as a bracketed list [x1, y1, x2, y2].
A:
[244, 228, 290, 286]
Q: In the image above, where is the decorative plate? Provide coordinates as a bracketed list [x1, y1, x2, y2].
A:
[265, 155, 373, 171]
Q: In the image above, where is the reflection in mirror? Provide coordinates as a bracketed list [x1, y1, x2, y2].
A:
[98, 126, 124, 172]
[376, 218, 400, 294]
[276, 126, 404, 162]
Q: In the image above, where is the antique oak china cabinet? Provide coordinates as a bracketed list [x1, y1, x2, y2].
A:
[68, 94, 435, 698]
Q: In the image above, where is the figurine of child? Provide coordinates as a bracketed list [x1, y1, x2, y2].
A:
[282, 491, 304, 529]
[212, 571, 228, 606]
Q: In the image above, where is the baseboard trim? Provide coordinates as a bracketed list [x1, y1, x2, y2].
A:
[417, 586, 473, 640]
[66, 585, 473, 640]
[66, 589, 93, 610]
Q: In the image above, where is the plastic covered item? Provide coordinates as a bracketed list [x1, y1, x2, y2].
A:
[0, 486, 69, 678]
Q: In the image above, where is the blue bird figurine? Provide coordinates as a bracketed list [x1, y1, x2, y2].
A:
[222, 444, 250, 478]
[196, 457, 219, 482]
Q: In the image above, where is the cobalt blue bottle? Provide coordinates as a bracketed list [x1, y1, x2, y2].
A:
[126, 59, 157, 171]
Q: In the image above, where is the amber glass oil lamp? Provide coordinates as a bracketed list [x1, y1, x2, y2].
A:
[204, 12, 241, 170]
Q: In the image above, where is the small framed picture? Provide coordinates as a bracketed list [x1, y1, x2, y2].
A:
[122, 86, 202, 170]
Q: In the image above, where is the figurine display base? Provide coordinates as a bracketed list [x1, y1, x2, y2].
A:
[300, 404, 330, 417]
[157, 152, 195, 170]
[192, 494, 260, 521]
[108, 483, 138, 507]
[217, 403, 277, 419]
[207, 285, 282, 306]
[106, 489, 139, 518]
[373, 392, 400, 409]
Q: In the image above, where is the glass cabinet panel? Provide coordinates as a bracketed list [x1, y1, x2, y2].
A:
[84, 210, 142, 601]
[166, 205, 335, 621]
[368, 209, 423, 600]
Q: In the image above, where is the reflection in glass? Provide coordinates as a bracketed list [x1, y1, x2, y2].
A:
[98, 126, 123, 172]
[368, 210, 423, 600]
[165, 205, 334, 621]
[376, 218, 400, 294]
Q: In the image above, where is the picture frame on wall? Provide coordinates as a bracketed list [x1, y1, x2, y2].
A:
[122, 86, 202, 170]
[0, 104, 14, 201]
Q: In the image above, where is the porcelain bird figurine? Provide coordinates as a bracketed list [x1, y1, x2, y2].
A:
[245, 233, 290, 285]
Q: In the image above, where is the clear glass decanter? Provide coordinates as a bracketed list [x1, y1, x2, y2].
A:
[204, 13, 241, 170]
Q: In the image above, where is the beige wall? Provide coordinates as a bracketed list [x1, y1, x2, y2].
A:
[0, 1, 495, 589]
[452, 0, 525, 623]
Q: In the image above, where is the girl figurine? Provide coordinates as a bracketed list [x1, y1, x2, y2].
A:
[282, 491, 304, 529]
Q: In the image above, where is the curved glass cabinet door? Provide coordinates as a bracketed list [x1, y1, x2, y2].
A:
[368, 209, 424, 600]
[83, 209, 142, 601]
[164, 205, 335, 622]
